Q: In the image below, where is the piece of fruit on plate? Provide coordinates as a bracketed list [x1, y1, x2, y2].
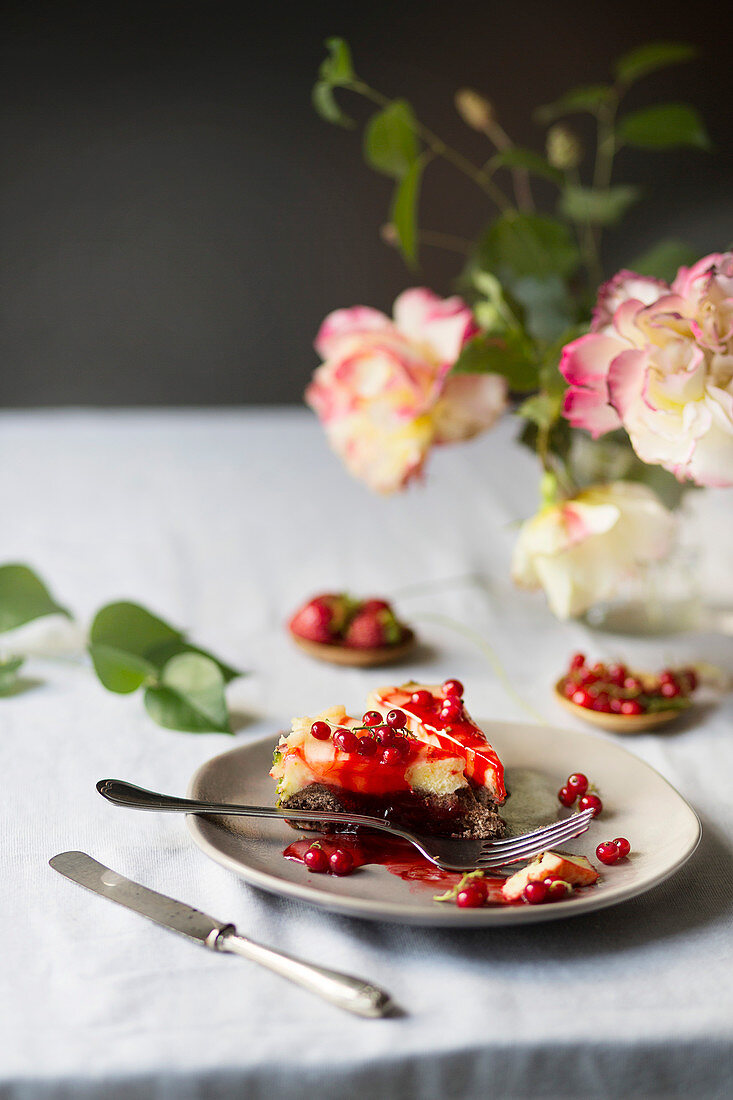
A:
[270, 682, 507, 839]
[288, 592, 409, 649]
[501, 851, 599, 902]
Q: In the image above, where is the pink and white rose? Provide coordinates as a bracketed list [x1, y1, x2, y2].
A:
[561, 252, 733, 487]
[511, 482, 676, 620]
[306, 288, 508, 493]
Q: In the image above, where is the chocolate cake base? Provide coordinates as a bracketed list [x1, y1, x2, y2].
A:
[279, 782, 506, 840]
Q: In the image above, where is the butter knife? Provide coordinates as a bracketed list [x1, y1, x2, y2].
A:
[50, 851, 395, 1018]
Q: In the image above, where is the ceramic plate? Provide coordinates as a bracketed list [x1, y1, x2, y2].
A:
[186, 721, 701, 926]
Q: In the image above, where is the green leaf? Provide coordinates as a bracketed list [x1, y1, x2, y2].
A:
[518, 392, 564, 430]
[88, 644, 157, 694]
[144, 654, 231, 734]
[89, 601, 242, 685]
[318, 37, 354, 86]
[452, 331, 538, 392]
[364, 100, 419, 179]
[617, 104, 710, 151]
[644, 694, 691, 714]
[511, 275, 575, 343]
[535, 85, 612, 124]
[90, 601, 183, 657]
[0, 564, 71, 634]
[559, 184, 642, 226]
[390, 157, 423, 265]
[475, 214, 580, 282]
[143, 639, 240, 684]
[486, 148, 563, 185]
[519, 414, 572, 465]
[614, 42, 697, 86]
[0, 655, 25, 694]
[312, 81, 354, 128]
[628, 239, 698, 283]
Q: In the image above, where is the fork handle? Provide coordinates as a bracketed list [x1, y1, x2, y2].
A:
[96, 779, 410, 834]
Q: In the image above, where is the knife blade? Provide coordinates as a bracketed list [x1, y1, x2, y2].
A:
[50, 851, 396, 1018]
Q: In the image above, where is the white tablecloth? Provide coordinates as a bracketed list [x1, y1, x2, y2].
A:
[1, 409, 732, 1099]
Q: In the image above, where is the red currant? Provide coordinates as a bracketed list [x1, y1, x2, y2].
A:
[310, 721, 331, 741]
[357, 736, 378, 757]
[333, 728, 358, 753]
[607, 663, 627, 686]
[380, 746, 402, 766]
[571, 689, 593, 708]
[624, 677, 643, 694]
[410, 689, 433, 707]
[543, 876, 572, 901]
[386, 708, 407, 729]
[522, 880, 549, 904]
[442, 678, 464, 698]
[456, 883, 486, 908]
[304, 846, 328, 873]
[558, 786, 576, 807]
[620, 699, 643, 715]
[391, 735, 411, 759]
[329, 849, 355, 876]
[374, 725, 395, 746]
[596, 841, 620, 865]
[579, 793, 603, 817]
[613, 837, 631, 858]
[592, 693, 612, 713]
[567, 773, 588, 798]
[362, 710, 382, 727]
[440, 699, 462, 722]
[569, 652, 585, 671]
[591, 662, 607, 677]
[660, 680, 681, 698]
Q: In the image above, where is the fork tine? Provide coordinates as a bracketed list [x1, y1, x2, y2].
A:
[482, 809, 594, 852]
[475, 811, 594, 868]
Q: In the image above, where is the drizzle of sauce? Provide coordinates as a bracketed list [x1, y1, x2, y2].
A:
[374, 687, 506, 798]
[283, 834, 510, 904]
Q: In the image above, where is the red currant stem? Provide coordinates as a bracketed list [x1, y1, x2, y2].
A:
[412, 612, 546, 724]
[433, 869, 486, 903]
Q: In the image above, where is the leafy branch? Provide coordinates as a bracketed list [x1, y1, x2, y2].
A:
[0, 564, 242, 733]
[313, 37, 709, 506]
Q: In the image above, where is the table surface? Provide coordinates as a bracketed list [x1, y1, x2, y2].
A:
[1, 409, 732, 1100]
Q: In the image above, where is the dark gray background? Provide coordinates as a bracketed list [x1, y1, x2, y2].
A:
[2, 0, 731, 406]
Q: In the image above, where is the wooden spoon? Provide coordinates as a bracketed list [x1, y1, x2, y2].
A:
[291, 628, 417, 668]
[554, 677, 689, 733]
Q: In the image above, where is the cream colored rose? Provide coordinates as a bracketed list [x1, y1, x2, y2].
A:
[511, 482, 677, 620]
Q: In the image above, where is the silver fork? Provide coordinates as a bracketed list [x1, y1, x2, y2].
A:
[97, 779, 595, 872]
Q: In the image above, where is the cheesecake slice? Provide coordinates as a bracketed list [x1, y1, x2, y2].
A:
[270, 681, 506, 839]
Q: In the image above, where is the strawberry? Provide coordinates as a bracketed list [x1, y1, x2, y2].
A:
[288, 593, 355, 643]
[344, 606, 404, 649]
[360, 598, 392, 614]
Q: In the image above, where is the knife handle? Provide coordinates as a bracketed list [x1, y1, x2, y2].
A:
[216, 927, 396, 1019]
